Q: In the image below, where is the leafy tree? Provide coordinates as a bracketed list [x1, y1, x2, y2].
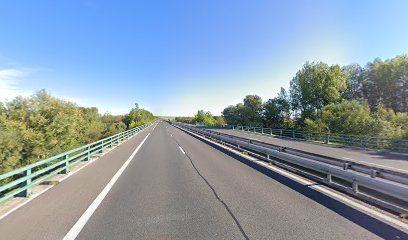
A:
[263, 88, 292, 129]
[290, 62, 347, 123]
[123, 103, 155, 128]
[222, 96, 263, 126]
[0, 90, 136, 174]
[373, 101, 408, 138]
[304, 100, 376, 135]
[342, 64, 365, 101]
[175, 116, 193, 123]
[191, 110, 216, 125]
[222, 104, 241, 125]
[214, 116, 226, 125]
[364, 55, 408, 112]
[101, 113, 127, 137]
[243, 95, 263, 126]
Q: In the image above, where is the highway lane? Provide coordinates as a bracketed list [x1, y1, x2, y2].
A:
[0, 125, 154, 240]
[77, 122, 405, 239]
[0, 121, 406, 239]
[209, 128, 408, 171]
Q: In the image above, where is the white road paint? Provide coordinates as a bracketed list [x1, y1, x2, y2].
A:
[342, 157, 408, 173]
[182, 127, 408, 231]
[355, 161, 408, 173]
[179, 146, 186, 155]
[0, 126, 150, 222]
[0, 185, 53, 222]
[231, 131, 407, 173]
[255, 160, 408, 230]
[63, 133, 151, 240]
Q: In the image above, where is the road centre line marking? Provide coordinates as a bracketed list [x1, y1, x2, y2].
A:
[179, 146, 186, 154]
[63, 133, 151, 240]
[182, 127, 408, 231]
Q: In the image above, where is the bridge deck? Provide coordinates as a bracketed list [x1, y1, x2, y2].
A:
[0, 122, 405, 239]
[210, 128, 408, 171]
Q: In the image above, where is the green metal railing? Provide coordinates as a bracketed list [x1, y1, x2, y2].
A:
[0, 124, 149, 204]
[205, 124, 408, 153]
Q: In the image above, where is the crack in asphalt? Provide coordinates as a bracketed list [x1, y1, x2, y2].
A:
[171, 136, 250, 240]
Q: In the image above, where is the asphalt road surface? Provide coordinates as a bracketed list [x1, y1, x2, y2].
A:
[209, 128, 408, 171]
[0, 122, 406, 239]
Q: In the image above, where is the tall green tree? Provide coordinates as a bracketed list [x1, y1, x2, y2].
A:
[263, 88, 292, 129]
[123, 103, 155, 128]
[0, 90, 131, 174]
[191, 110, 216, 125]
[342, 64, 365, 101]
[290, 62, 347, 123]
[222, 103, 246, 125]
[364, 55, 408, 112]
[304, 100, 375, 135]
[243, 95, 263, 126]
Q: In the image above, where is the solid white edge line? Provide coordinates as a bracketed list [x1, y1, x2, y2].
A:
[63, 133, 151, 240]
[255, 161, 408, 230]
[181, 127, 408, 231]
[0, 185, 53, 222]
[0, 126, 151, 222]
[179, 146, 186, 154]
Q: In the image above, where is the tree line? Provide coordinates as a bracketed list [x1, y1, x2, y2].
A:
[175, 110, 225, 126]
[179, 55, 408, 139]
[0, 90, 155, 174]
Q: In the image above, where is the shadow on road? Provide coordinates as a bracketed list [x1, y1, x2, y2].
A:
[182, 128, 408, 239]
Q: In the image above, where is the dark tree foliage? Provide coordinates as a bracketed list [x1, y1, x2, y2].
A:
[222, 96, 263, 127]
[220, 55, 408, 139]
[0, 92, 155, 174]
[263, 88, 292, 129]
[175, 110, 220, 125]
[123, 103, 155, 128]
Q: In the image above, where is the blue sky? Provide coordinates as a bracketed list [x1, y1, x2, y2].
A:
[0, 0, 407, 116]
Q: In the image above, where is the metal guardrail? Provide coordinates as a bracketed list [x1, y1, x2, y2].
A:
[0, 124, 150, 204]
[206, 124, 408, 153]
[200, 127, 408, 186]
[175, 123, 408, 214]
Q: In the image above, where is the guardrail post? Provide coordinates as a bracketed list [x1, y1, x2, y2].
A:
[17, 169, 32, 197]
[101, 140, 105, 153]
[352, 181, 359, 193]
[370, 169, 377, 178]
[292, 130, 295, 139]
[324, 134, 330, 144]
[60, 155, 70, 174]
[280, 129, 282, 136]
[261, 128, 264, 134]
[343, 162, 349, 170]
[326, 173, 332, 183]
[86, 145, 91, 161]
